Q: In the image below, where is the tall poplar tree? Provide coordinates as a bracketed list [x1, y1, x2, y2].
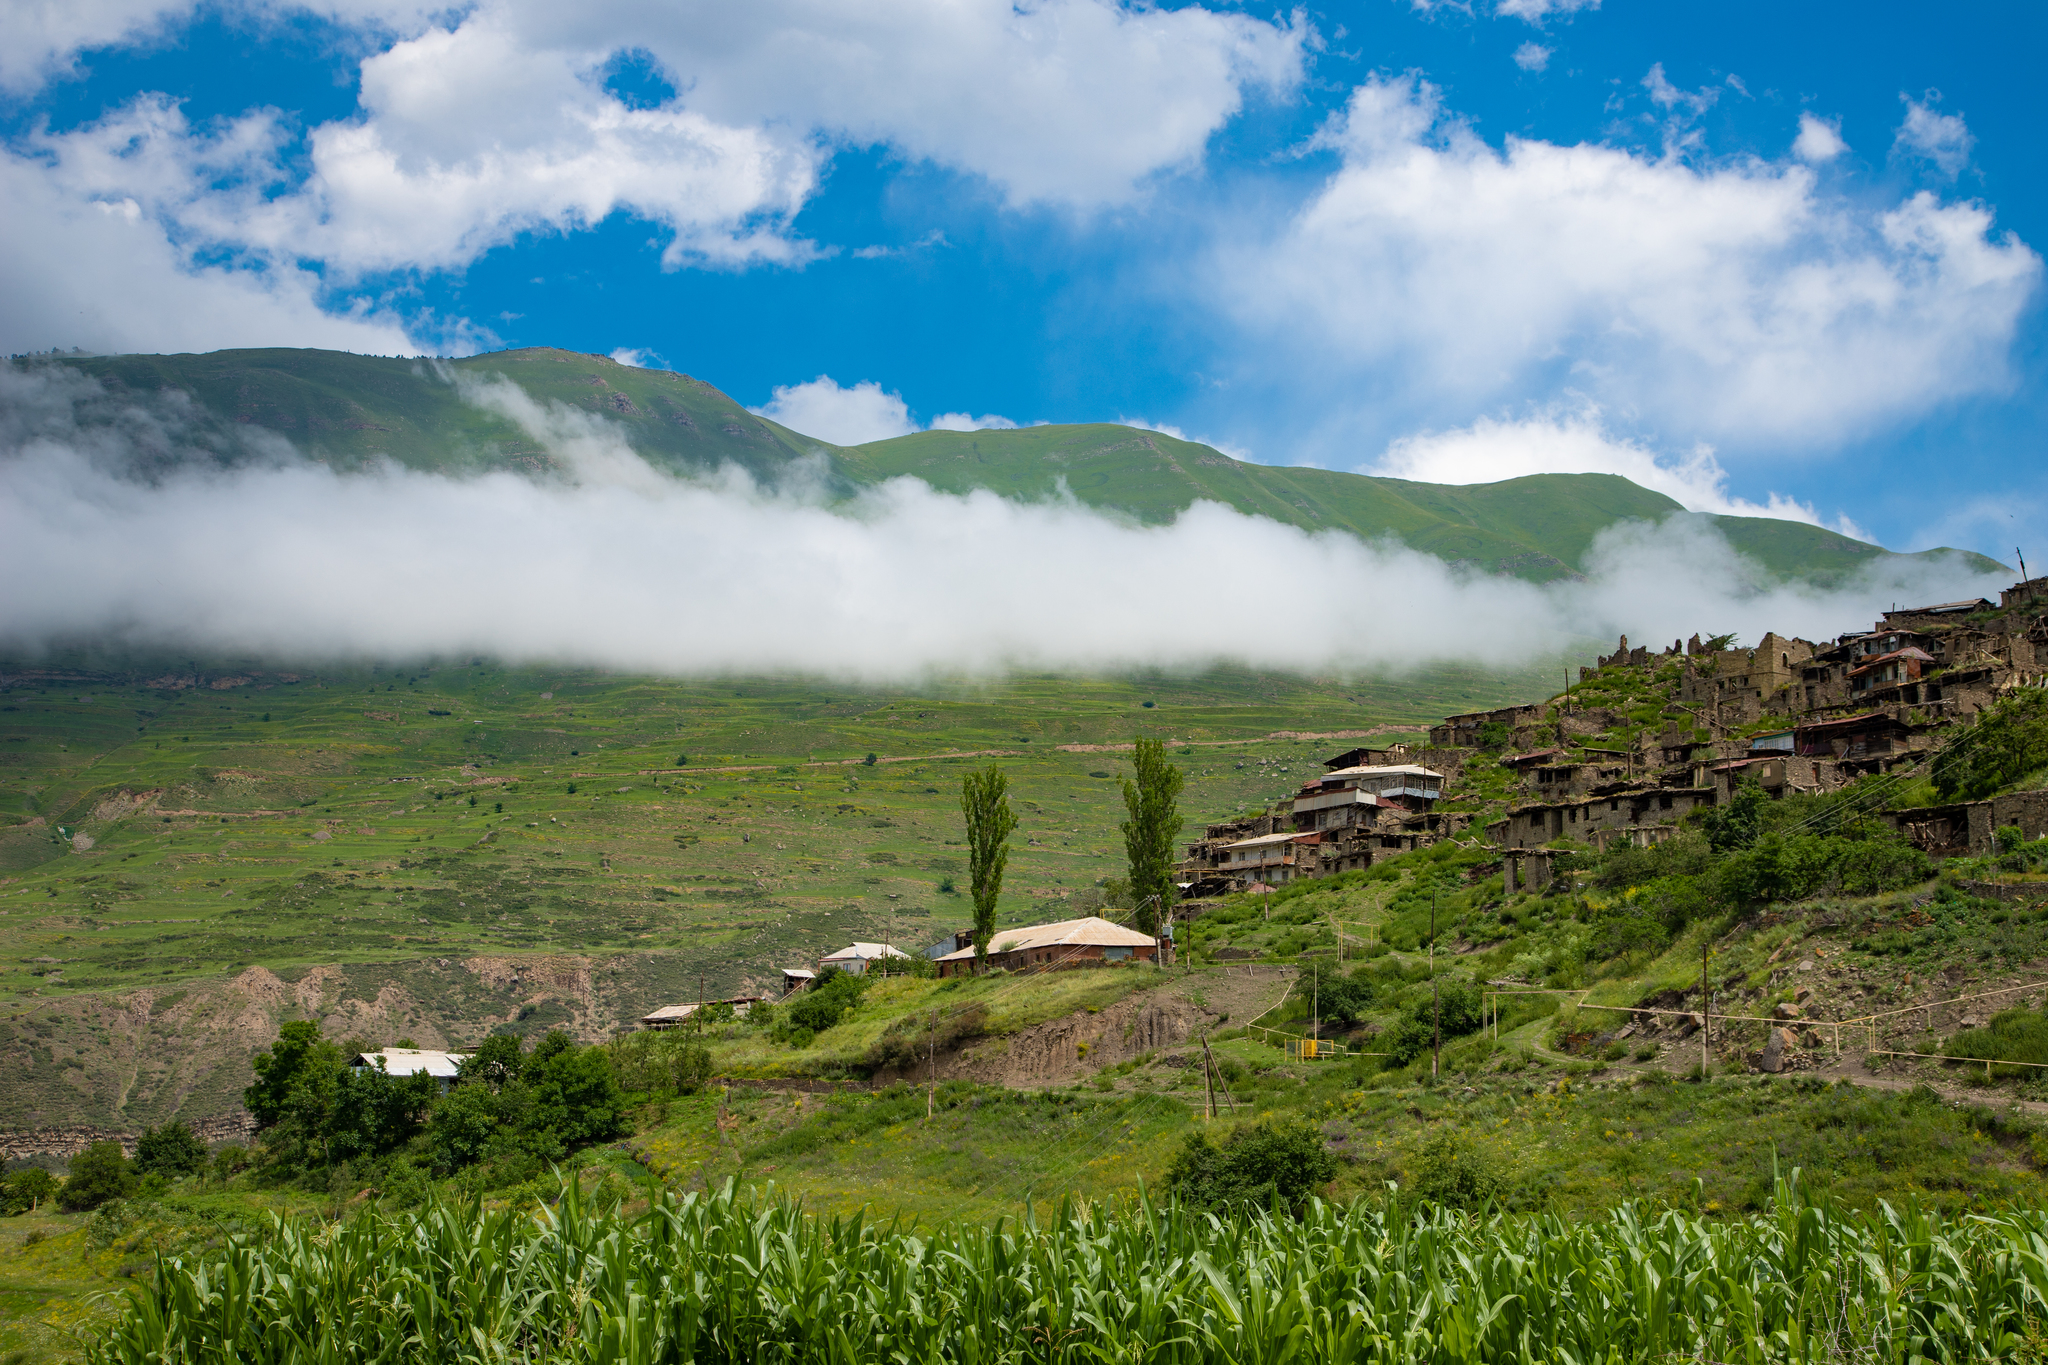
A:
[961, 763, 1018, 972]
[1121, 737, 1185, 936]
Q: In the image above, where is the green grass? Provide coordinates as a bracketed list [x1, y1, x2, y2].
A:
[0, 649, 1567, 1131]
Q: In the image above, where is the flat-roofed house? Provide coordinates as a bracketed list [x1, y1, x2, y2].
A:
[934, 916, 1159, 978]
[639, 998, 767, 1030]
[348, 1048, 468, 1092]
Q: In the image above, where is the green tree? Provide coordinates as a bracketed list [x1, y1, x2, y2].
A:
[1120, 738, 1185, 936]
[134, 1120, 207, 1180]
[960, 764, 1018, 971]
[527, 1042, 627, 1146]
[326, 1066, 439, 1165]
[1935, 688, 2048, 802]
[1702, 776, 1771, 853]
[60, 1141, 136, 1211]
[3, 1167, 58, 1214]
[460, 1034, 526, 1089]
[244, 1021, 344, 1170]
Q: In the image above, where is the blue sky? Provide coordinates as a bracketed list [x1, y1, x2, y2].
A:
[4, 0, 2043, 561]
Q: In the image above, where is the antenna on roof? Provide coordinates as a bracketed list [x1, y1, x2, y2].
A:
[2019, 548, 2030, 584]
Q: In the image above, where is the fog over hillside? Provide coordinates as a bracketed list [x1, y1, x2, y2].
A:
[0, 365, 2011, 680]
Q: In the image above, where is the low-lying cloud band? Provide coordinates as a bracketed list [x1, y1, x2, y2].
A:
[0, 367, 2010, 679]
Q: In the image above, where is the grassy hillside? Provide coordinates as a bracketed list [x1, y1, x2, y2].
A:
[34, 349, 2007, 583]
[63, 347, 837, 486]
[850, 425, 2007, 582]
[0, 649, 1564, 1132]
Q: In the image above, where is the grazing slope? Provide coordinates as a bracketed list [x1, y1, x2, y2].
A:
[65, 347, 839, 485]
[39, 349, 2007, 584]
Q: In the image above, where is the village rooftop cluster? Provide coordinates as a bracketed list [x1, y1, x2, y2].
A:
[1180, 575, 2048, 897]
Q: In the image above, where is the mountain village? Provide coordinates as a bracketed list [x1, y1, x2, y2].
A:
[621, 572, 2048, 1032]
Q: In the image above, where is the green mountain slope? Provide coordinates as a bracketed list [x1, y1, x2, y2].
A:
[847, 424, 2007, 582]
[66, 347, 839, 486]
[40, 347, 2008, 583]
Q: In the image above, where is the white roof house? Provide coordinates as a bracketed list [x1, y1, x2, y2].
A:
[349, 1048, 467, 1081]
[934, 916, 1157, 965]
[819, 942, 913, 975]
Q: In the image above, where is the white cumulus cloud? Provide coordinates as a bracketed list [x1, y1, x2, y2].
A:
[751, 376, 915, 447]
[0, 0, 1306, 350]
[1512, 43, 1551, 72]
[927, 412, 1020, 433]
[1894, 95, 1974, 178]
[1496, 0, 1598, 25]
[1373, 411, 1873, 539]
[1793, 112, 1848, 164]
[1220, 74, 2040, 450]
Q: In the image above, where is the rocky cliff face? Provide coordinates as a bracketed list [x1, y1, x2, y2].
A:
[0, 951, 710, 1139]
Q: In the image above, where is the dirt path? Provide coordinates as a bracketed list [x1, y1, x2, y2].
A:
[1518, 1030, 2048, 1114]
[892, 965, 1295, 1090]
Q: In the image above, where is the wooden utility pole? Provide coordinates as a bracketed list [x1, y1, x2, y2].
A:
[1201, 1032, 1232, 1114]
[927, 1010, 937, 1120]
[1431, 887, 1441, 1079]
[1700, 939, 1710, 1074]
[1312, 963, 1319, 1058]
[697, 973, 705, 1035]
[1202, 1036, 1216, 1119]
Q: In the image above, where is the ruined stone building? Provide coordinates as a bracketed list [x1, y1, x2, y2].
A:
[1175, 578, 2048, 899]
[1179, 759, 1466, 894]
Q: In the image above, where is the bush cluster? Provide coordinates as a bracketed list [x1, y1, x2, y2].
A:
[239, 1022, 626, 1193]
[1162, 1117, 1337, 1213]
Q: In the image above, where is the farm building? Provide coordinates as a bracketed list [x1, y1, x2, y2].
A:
[638, 997, 766, 1030]
[819, 942, 914, 976]
[934, 916, 1160, 977]
[348, 1048, 467, 1092]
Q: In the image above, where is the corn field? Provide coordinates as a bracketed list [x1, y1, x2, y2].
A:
[92, 1175, 2048, 1364]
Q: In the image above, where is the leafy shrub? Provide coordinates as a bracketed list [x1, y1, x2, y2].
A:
[865, 1004, 987, 1072]
[134, 1120, 207, 1179]
[1162, 1118, 1337, 1214]
[61, 1141, 136, 1211]
[1717, 833, 1930, 905]
[1411, 1129, 1510, 1210]
[784, 967, 868, 1036]
[1935, 688, 2048, 801]
[1310, 970, 1375, 1026]
[3, 1166, 58, 1214]
[1945, 1007, 2048, 1074]
[1588, 910, 1668, 961]
[1385, 977, 1484, 1065]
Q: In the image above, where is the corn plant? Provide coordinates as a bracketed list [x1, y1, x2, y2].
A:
[90, 1171, 2048, 1364]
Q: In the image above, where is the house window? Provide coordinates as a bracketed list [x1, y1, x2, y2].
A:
[1105, 947, 1133, 960]
[1659, 794, 1673, 809]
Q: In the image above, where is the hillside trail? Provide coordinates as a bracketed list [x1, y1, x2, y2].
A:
[902, 965, 1295, 1091]
[1516, 1033, 2048, 1115]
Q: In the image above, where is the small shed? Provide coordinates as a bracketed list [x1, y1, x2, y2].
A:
[640, 997, 766, 1030]
[781, 968, 817, 995]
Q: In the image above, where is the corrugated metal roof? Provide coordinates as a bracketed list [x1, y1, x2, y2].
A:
[350, 1048, 467, 1080]
[1796, 711, 1905, 733]
[1223, 831, 1312, 848]
[820, 942, 911, 962]
[934, 915, 1156, 962]
[1320, 764, 1445, 780]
